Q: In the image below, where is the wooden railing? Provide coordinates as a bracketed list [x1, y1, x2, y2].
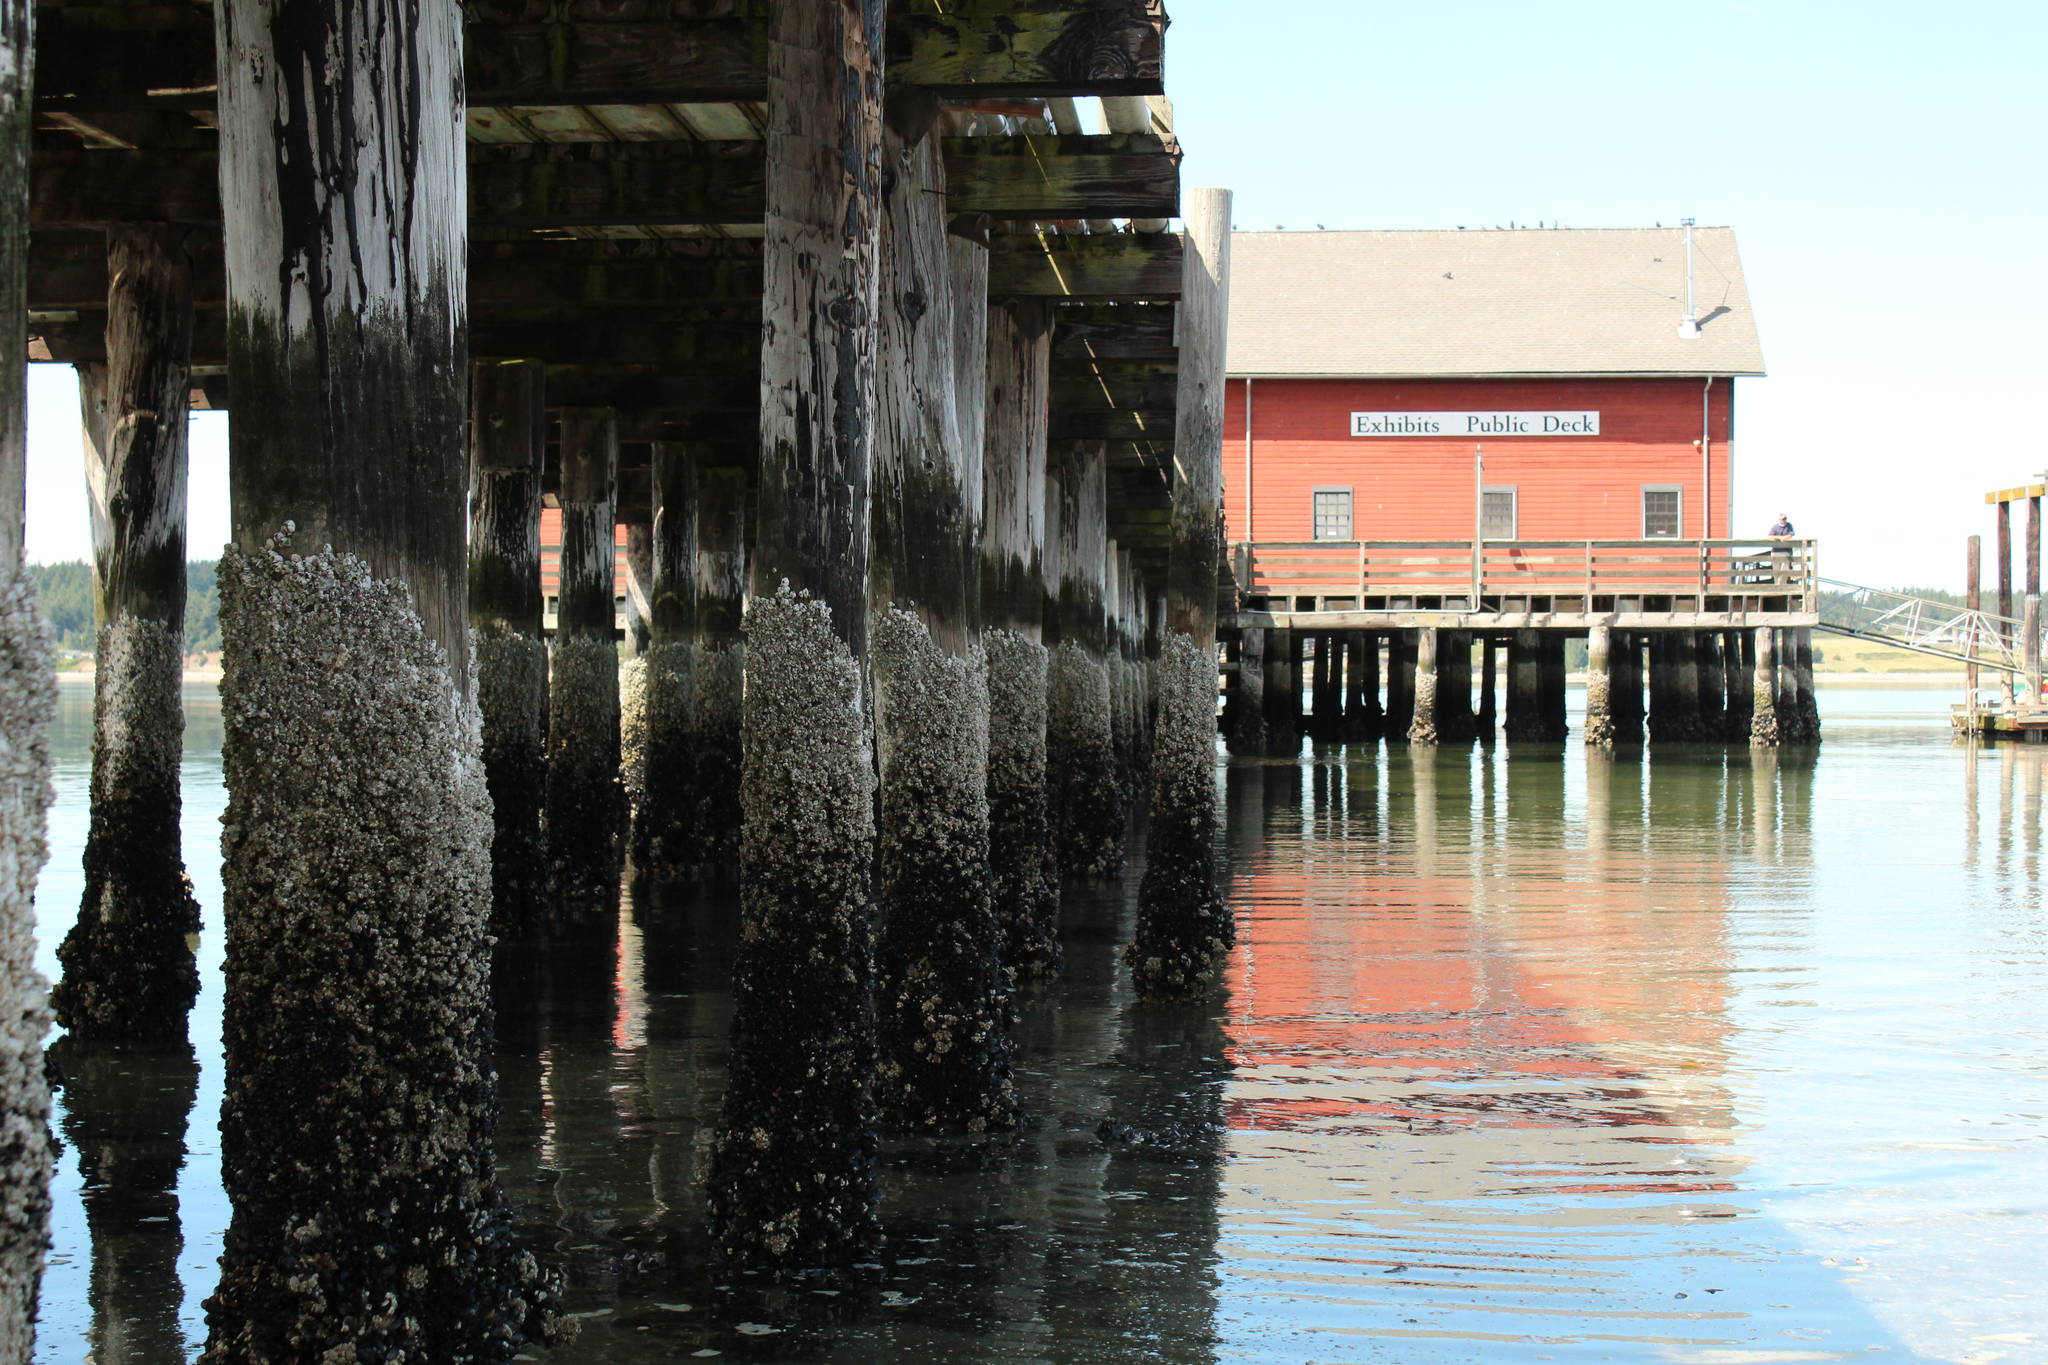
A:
[1231, 538, 1818, 612]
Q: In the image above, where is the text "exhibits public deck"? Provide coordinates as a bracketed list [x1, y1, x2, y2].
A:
[1350, 411, 1601, 437]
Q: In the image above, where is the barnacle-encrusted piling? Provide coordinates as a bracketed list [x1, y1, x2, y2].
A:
[1651, 631, 1706, 742]
[1228, 626, 1266, 753]
[637, 442, 697, 883]
[1750, 625, 1782, 746]
[691, 464, 746, 873]
[204, 0, 558, 1346]
[56, 226, 201, 1040]
[546, 410, 626, 926]
[1130, 189, 1234, 998]
[0, 3, 55, 1349]
[468, 358, 548, 932]
[709, 0, 885, 1270]
[1790, 627, 1821, 742]
[981, 298, 1058, 978]
[1047, 443, 1123, 879]
[1407, 627, 1441, 745]
[1583, 623, 1616, 748]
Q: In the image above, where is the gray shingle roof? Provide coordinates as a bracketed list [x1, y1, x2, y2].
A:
[1226, 226, 1764, 378]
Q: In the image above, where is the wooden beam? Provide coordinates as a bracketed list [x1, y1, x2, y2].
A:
[988, 230, 1181, 300]
[1050, 407, 1173, 441]
[34, 134, 1178, 229]
[1986, 484, 2048, 504]
[1051, 300, 1175, 359]
[38, 6, 1163, 115]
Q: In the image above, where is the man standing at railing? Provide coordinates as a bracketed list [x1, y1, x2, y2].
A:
[1770, 513, 1796, 581]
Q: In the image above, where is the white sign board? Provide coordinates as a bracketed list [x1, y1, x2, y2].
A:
[1350, 411, 1601, 437]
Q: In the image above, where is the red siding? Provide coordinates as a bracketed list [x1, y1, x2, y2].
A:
[1222, 377, 1734, 544]
[538, 508, 631, 601]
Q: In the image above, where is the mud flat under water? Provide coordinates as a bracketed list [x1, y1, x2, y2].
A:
[29, 680, 2048, 1363]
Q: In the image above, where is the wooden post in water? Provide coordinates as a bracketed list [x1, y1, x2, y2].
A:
[1724, 629, 1753, 737]
[622, 523, 654, 659]
[1309, 633, 1335, 740]
[1385, 630, 1417, 736]
[546, 410, 625, 925]
[619, 522, 652, 870]
[1262, 627, 1297, 752]
[638, 442, 698, 882]
[1505, 629, 1544, 741]
[1048, 442, 1124, 879]
[1229, 627, 1267, 754]
[1791, 627, 1821, 741]
[1131, 186, 1234, 998]
[1541, 632, 1569, 740]
[1407, 627, 1441, 745]
[1698, 629, 1728, 739]
[981, 299, 1059, 978]
[467, 359, 548, 932]
[691, 464, 746, 870]
[1966, 534, 1982, 717]
[205, 0, 557, 1349]
[1478, 635, 1498, 740]
[0, 0, 57, 1349]
[56, 225, 201, 1040]
[708, 0, 885, 1271]
[1997, 500, 2014, 650]
[1583, 623, 1615, 747]
[1750, 626, 1781, 745]
[870, 108, 1012, 1132]
[2026, 496, 2041, 704]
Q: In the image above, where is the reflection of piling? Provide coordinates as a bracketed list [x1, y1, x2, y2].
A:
[546, 409, 626, 925]
[1750, 625, 1782, 745]
[58, 225, 201, 1038]
[51, 1039, 199, 1364]
[982, 300, 1060, 980]
[0, 5, 58, 1338]
[870, 128, 1013, 1133]
[1048, 443, 1124, 879]
[708, 3, 883, 1270]
[1407, 626, 1441, 744]
[1131, 189, 1234, 998]
[1584, 623, 1616, 747]
[635, 443, 697, 884]
[204, 3, 556, 1347]
[467, 359, 549, 932]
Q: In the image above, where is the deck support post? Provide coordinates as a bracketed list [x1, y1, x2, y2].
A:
[1130, 187, 1234, 997]
[1229, 627, 1267, 753]
[870, 116, 1012, 1132]
[622, 522, 654, 660]
[57, 224, 201, 1039]
[1584, 623, 1615, 748]
[1048, 442, 1123, 879]
[638, 442, 698, 883]
[1541, 632, 1569, 740]
[1750, 626, 1782, 746]
[2025, 496, 2041, 702]
[1478, 635, 1498, 740]
[1998, 500, 2014, 648]
[467, 359, 548, 933]
[1407, 627, 1440, 745]
[1966, 535, 1982, 709]
[1261, 627, 1297, 752]
[1791, 627, 1821, 741]
[1310, 633, 1338, 740]
[0, 0, 58, 1348]
[1346, 633, 1380, 739]
[1505, 629, 1544, 741]
[1724, 629, 1753, 737]
[546, 410, 625, 925]
[204, 0, 557, 1348]
[1386, 631, 1417, 736]
[1438, 630, 1474, 741]
[691, 465, 746, 871]
[708, 0, 885, 1270]
[981, 299, 1058, 979]
[1698, 630, 1729, 739]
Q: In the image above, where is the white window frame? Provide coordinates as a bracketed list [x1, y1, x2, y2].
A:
[1311, 486, 1354, 542]
[1481, 485, 1519, 540]
[1641, 484, 1685, 539]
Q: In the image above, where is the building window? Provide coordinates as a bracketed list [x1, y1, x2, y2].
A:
[1642, 485, 1684, 538]
[1481, 486, 1518, 539]
[1312, 487, 1353, 541]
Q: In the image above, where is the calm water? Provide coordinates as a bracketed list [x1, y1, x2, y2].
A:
[29, 681, 2048, 1363]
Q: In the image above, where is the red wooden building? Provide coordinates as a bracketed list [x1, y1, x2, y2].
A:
[1222, 226, 1765, 558]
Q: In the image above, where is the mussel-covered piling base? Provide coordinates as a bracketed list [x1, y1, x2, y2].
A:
[985, 629, 1060, 979]
[708, 589, 880, 1270]
[1128, 635, 1235, 997]
[204, 542, 558, 1362]
[693, 640, 745, 871]
[1048, 641, 1124, 880]
[636, 639, 695, 881]
[55, 616, 201, 1037]
[546, 637, 626, 927]
[476, 626, 547, 932]
[873, 608, 1016, 1133]
[0, 568, 57, 1363]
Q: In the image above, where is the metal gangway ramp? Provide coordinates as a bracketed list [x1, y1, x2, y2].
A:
[1818, 578, 2040, 674]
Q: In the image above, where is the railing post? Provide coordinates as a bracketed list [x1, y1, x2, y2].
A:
[1584, 541, 1594, 612]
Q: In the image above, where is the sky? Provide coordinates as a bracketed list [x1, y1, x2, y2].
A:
[24, 0, 2048, 591]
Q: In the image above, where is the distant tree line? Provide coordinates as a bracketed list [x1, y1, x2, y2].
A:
[30, 559, 222, 654]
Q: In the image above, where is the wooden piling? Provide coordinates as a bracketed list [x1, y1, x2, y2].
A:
[1408, 627, 1441, 745]
[1966, 534, 1982, 707]
[869, 112, 1012, 1132]
[1541, 631, 1569, 740]
[1724, 629, 1753, 737]
[708, 0, 885, 1272]
[1386, 630, 1417, 736]
[546, 409, 626, 925]
[1229, 627, 1267, 754]
[205, 0, 557, 1350]
[691, 464, 746, 871]
[2026, 497, 2041, 701]
[1262, 627, 1297, 752]
[1750, 625, 1781, 745]
[0, 0, 57, 1350]
[1047, 441, 1124, 879]
[1791, 627, 1821, 741]
[1505, 629, 1543, 741]
[56, 224, 201, 1040]
[467, 358, 548, 932]
[1583, 623, 1615, 747]
[1310, 633, 1337, 740]
[1346, 632, 1381, 739]
[1697, 629, 1729, 739]
[1998, 499, 2014, 650]
[1438, 630, 1474, 742]
[1130, 186, 1234, 998]
[980, 299, 1059, 979]
[638, 442, 698, 882]
[1477, 635, 1498, 740]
